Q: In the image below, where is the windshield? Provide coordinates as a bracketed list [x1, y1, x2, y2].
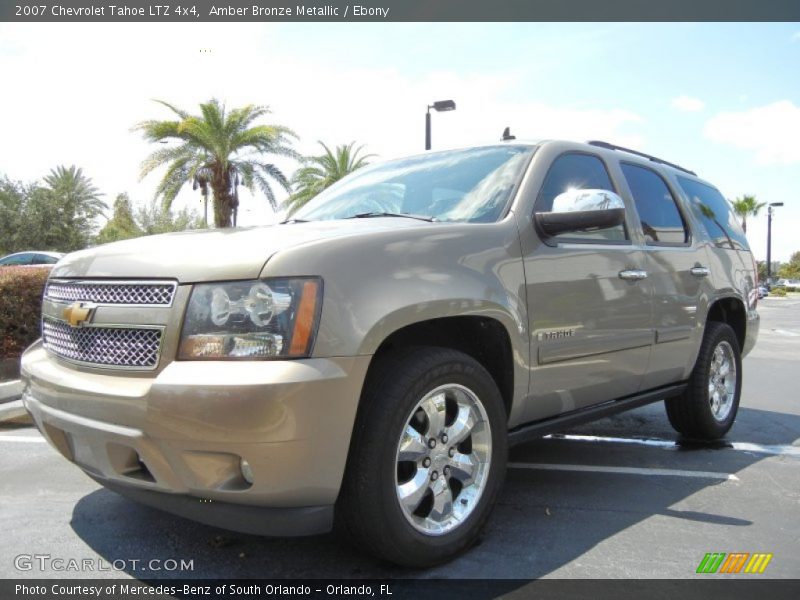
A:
[292, 145, 535, 223]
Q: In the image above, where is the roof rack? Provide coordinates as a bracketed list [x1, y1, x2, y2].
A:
[587, 140, 696, 176]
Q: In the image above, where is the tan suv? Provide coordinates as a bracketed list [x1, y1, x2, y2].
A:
[21, 140, 759, 566]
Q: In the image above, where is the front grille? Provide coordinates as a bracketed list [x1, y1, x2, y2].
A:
[45, 280, 176, 306]
[42, 318, 162, 369]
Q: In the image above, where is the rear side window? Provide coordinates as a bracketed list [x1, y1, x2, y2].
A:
[677, 177, 748, 250]
[34, 254, 59, 264]
[621, 163, 688, 245]
[536, 153, 626, 241]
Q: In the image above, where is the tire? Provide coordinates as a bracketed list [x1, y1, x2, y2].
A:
[665, 322, 742, 439]
[337, 347, 508, 567]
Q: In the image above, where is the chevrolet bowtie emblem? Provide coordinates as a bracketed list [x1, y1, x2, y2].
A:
[62, 302, 97, 328]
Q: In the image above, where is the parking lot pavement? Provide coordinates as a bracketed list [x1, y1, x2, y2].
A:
[1, 297, 798, 580]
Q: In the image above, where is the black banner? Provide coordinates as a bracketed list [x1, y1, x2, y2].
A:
[3, 579, 800, 600]
[2, 0, 800, 22]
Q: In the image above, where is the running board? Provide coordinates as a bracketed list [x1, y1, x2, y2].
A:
[508, 383, 687, 447]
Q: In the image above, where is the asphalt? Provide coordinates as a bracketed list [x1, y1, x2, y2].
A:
[1, 297, 798, 580]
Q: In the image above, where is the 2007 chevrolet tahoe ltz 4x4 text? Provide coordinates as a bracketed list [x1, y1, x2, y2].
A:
[22, 140, 759, 566]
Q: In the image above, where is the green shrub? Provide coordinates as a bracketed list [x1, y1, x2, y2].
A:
[786, 286, 798, 293]
[0, 267, 49, 360]
[771, 287, 787, 297]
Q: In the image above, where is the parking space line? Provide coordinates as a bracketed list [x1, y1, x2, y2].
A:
[508, 462, 739, 481]
[547, 434, 675, 449]
[731, 441, 800, 457]
[545, 433, 800, 458]
[0, 435, 45, 443]
[771, 329, 800, 337]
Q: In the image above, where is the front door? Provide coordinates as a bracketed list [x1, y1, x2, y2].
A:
[520, 152, 653, 423]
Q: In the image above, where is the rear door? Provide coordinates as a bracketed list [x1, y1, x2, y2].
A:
[618, 162, 708, 389]
[520, 151, 653, 423]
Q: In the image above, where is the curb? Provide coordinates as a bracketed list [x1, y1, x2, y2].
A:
[0, 399, 30, 424]
[0, 380, 30, 424]
[0, 379, 23, 404]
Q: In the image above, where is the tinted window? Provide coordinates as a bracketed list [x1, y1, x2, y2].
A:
[34, 254, 59, 265]
[294, 145, 534, 223]
[0, 253, 33, 266]
[537, 153, 626, 241]
[677, 177, 748, 250]
[621, 163, 687, 244]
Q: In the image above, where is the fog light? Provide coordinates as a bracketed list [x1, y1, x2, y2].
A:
[240, 458, 254, 484]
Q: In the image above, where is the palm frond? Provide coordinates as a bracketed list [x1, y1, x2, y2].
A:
[152, 99, 191, 119]
[133, 119, 182, 141]
[284, 141, 373, 215]
[139, 144, 194, 179]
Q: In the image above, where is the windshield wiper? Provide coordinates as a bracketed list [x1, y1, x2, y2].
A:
[279, 218, 309, 224]
[347, 212, 437, 222]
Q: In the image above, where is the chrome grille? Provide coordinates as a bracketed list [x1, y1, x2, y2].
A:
[45, 280, 176, 306]
[42, 318, 162, 369]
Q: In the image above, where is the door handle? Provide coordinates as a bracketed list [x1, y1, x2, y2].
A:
[690, 266, 710, 277]
[618, 269, 648, 281]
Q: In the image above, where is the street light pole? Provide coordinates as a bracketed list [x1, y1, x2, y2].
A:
[766, 202, 784, 281]
[425, 109, 432, 151]
[425, 99, 456, 150]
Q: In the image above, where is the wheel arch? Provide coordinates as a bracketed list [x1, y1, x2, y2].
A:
[705, 295, 746, 352]
[362, 314, 517, 420]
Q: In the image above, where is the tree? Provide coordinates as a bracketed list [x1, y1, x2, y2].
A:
[135, 199, 204, 236]
[757, 260, 782, 282]
[778, 251, 800, 280]
[96, 193, 143, 244]
[1, 168, 104, 254]
[135, 99, 297, 228]
[95, 194, 204, 244]
[729, 195, 765, 235]
[0, 177, 26, 254]
[284, 141, 374, 216]
[1, 177, 66, 253]
[18, 185, 73, 251]
[43, 165, 107, 251]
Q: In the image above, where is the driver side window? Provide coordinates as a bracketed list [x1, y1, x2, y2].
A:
[536, 153, 627, 242]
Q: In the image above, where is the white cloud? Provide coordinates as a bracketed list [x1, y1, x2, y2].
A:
[703, 101, 800, 165]
[793, 31, 800, 41]
[671, 95, 705, 112]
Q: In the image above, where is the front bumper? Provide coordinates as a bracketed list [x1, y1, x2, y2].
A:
[21, 342, 371, 535]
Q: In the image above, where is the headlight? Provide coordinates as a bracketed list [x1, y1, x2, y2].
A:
[178, 278, 322, 360]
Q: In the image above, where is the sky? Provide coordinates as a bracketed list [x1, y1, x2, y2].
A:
[0, 22, 798, 261]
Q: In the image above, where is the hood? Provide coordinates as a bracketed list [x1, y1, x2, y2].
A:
[50, 219, 426, 282]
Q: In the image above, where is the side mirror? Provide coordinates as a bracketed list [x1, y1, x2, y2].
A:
[535, 189, 626, 237]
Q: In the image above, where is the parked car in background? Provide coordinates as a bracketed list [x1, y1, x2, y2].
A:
[774, 279, 800, 291]
[0, 251, 63, 267]
[757, 286, 769, 299]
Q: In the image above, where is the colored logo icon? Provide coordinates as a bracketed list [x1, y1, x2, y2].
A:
[696, 552, 773, 574]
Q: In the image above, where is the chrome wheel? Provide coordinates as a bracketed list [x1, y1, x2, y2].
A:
[394, 384, 492, 536]
[708, 341, 737, 422]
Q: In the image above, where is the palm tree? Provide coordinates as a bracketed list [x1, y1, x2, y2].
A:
[730, 194, 765, 234]
[43, 165, 106, 250]
[135, 99, 298, 227]
[284, 141, 374, 215]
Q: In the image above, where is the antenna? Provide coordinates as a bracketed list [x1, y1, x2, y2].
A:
[502, 127, 516, 141]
